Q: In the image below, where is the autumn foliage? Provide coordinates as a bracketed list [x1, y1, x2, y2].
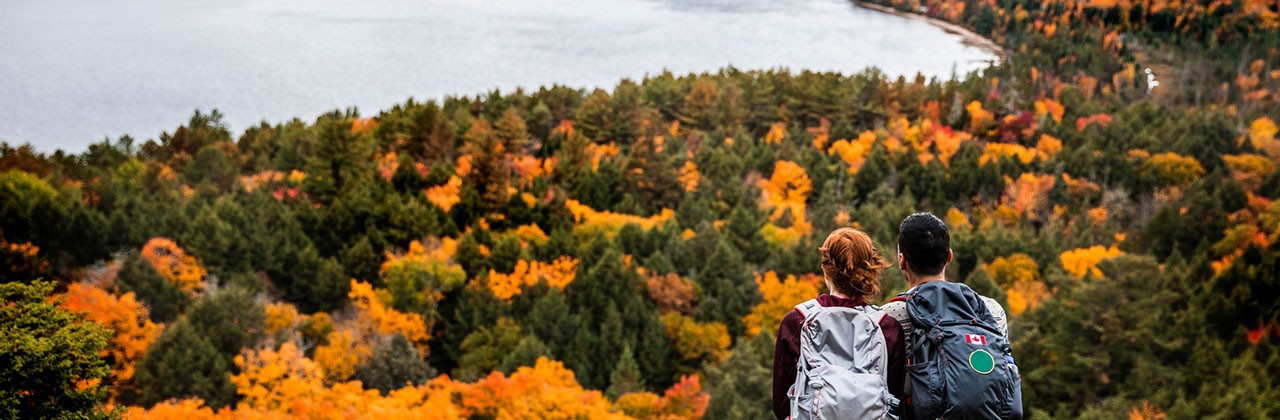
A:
[347, 280, 431, 354]
[14, 0, 1280, 415]
[1059, 245, 1124, 279]
[129, 353, 706, 419]
[645, 273, 697, 316]
[981, 254, 1048, 316]
[758, 160, 813, 245]
[565, 199, 675, 237]
[484, 256, 579, 301]
[662, 313, 731, 366]
[58, 282, 162, 390]
[741, 271, 822, 338]
[139, 237, 207, 294]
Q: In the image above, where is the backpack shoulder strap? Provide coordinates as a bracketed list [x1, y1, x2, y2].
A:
[794, 298, 822, 319]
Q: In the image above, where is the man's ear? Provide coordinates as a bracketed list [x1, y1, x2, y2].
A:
[898, 253, 908, 272]
[946, 249, 954, 265]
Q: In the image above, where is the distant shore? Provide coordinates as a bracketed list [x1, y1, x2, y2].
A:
[853, 1, 1007, 64]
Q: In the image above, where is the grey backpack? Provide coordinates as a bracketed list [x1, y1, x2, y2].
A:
[788, 299, 899, 420]
[895, 281, 1023, 420]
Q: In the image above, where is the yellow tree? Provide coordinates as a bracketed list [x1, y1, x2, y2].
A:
[1141, 152, 1205, 187]
[1000, 173, 1056, 220]
[313, 329, 373, 384]
[231, 341, 326, 411]
[981, 254, 1048, 316]
[980, 143, 1040, 166]
[1035, 134, 1063, 159]
[966, 100, 995, 130]
[678, 161, 701, 192]
[348, 280, 431, 355]
[661, 313, 731, 367]
[564, 199, 675, 238]
[765, 122, 787, 144]
[1059, 245, 1124, 279]
[740, 272, 821, 338]
[484, 257, 580, 301]
[1034, 98, 1066, 124]
[381, 238, 467, 319]
[826, 131, 879, 173]
[758, 160, 813, 245]
[1248, 116, 1280, 159]
[140, 237, 207, 294]
[425, 176, 463, 212]
[458, 358, 630, 420]
[1223, 154, 1276, 192]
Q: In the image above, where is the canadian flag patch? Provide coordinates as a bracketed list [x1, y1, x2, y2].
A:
[965, 334, 988, 346]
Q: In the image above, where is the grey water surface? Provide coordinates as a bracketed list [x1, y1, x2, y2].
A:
[0, 0, 996, 152]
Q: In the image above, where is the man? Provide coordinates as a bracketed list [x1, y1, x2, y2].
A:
[883, 212, 1007, 342]
[883, 212, 1021, 420]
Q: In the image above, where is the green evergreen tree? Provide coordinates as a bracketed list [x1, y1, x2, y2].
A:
[134, 320, 235, 409]
[182, 145, 238, 191]
[454, 317, 524, 382]
[184, 287, 265, 364]
[606, 345, 645, 399]
[498, 334, 554, 374]
[694, 239, 760, 338]
[704, 332, 774, 419]
[0, 281, 112, 419]
[306, 114, 375, 201]
[338, 235, 381, 285]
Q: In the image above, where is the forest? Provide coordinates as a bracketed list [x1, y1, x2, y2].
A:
[2, 0, 1279, 418]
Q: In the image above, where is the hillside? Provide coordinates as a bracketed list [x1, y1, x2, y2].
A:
[2, 0, 1279, 418]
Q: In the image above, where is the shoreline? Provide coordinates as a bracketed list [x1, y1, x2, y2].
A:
[853, 1, 1008, 64]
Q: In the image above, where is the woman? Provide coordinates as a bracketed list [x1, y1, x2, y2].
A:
[772, 227, 905, 419]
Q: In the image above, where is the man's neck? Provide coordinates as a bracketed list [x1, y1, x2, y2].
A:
[907, 274, 945, 289]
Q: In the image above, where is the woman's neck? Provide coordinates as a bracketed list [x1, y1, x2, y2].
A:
[824, 279, 848, 298]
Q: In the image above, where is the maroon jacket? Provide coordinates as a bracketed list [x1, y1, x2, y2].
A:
[771, 294, 906, 420]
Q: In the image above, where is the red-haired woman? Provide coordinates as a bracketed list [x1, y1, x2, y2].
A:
[772, 227, 906, 419]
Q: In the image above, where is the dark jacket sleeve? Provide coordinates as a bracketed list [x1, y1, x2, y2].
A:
[772, 309, 804, 420]
[879, 314, 906, 400]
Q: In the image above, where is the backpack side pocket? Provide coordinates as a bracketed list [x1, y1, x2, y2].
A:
[906, 359, 941, 419]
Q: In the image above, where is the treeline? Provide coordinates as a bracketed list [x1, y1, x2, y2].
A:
[3, 0, 1280, 418]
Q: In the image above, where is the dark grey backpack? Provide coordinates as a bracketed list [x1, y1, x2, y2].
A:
[894, 282, 1023, 420]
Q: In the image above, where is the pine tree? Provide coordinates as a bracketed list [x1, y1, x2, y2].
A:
[704, 332, 774, 419]
[134, 320, 235, 409]
[606, 345, 645, 399]
[694, 239, 761, 338]
[498, 334, 553, 374]
[182, 145, 238, 191]
[185, 287, 265, 363]
[454, 317, 525, 382]
[0, 281, 112, 419]
[495, 108, 530, 154]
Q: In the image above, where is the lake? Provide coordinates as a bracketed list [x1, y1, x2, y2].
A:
[0, 0, 998, 152]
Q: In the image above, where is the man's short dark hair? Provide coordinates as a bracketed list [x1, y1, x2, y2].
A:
[898, 213, 950, 276]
